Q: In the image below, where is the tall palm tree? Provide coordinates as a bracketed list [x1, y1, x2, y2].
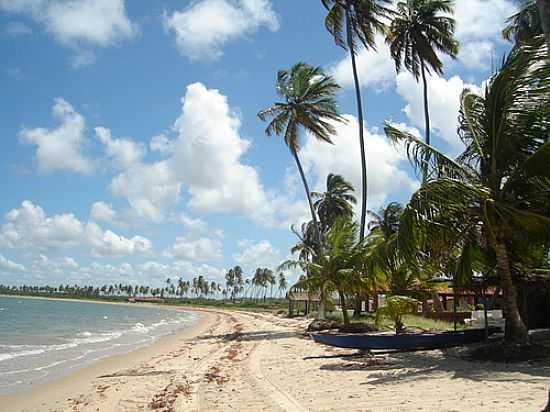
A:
[384, 37, 550, 343]
[386, 0, 459, 178]
[312, 173, 357, 233]
[322, 0, 392, 241]
[258, 63, 346, 247]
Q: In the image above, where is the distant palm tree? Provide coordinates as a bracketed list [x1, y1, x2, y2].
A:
[386, 0, 459, 178]
[322, 0, 392, 242]
[278, 273, 288, 298]
[368, 201, 404, 238]
[312, 173, 357, 233]
[258, 63, 346, 248]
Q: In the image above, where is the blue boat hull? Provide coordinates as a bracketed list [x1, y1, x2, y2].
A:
[311, 329, 489, 350]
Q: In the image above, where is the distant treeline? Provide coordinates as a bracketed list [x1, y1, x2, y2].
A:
[0, 266, 290, 305]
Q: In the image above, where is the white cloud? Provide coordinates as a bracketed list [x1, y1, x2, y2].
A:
[178, 213, 208, 234]
[330, 34, 395, 91]
[20, 98, 93, 174]
[105, 83, 308, 228]
[87, 222, 152, 257]
[171, 83, 269, 215]
[395, 72, 479, 154]
[0, 0, 137, 66]
[0, 254, 26, 272]
[233, 239, 283, 273]
[0, 200, 153, 257]
[96, 127, 145, 170]
[164, 0, 279, 61]
[453, 0, 517, 70]
[4, 21, 32, 36]
[300, 115, 418, 214]
[109, 160, 181, 222]
[150, 134, 175, 156]
[90, 201, 116, 223]
[165, 236, 223, 262]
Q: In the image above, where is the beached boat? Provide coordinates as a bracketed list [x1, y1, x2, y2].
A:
[311, 329, 492, 350]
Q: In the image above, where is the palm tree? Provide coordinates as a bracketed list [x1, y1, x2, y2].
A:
[312, 173, 357, 233]
[368, 202, 404, 238]
[384, 37, 550, 343]
[503, 1, 543, 44]
[537, 0, 550, 52]
[278, 273, 288, 297]
[322, 0, 392, 241]
[283, 217, 372, 327]
[259, 63, 345, 248]
[386, 0, 459, 178]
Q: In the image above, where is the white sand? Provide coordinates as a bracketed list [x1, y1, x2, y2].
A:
[2, 307, 549, 411]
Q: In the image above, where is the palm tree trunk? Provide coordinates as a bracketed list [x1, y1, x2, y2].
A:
[292, 150, 322, 248]
[339, 290, 350, 327]
[420, 60, 431, 181]
[494, 240, 529, 343]
[346, 8, 368, 241]
[537, 0, 550, 55]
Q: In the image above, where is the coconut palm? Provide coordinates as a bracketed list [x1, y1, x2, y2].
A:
[384, 37, 550, 343]
[259, 63, 345, 248]
[282, 217, 372, 327]
[386, 0, 459, 179]
[368, 202, 404, 238]
[312, 173, 357, 233]
[321, 0, 392, 241]
[538, 0, 550, 52]
[278, 273, 288, 298]
[503, 1, 543, 44]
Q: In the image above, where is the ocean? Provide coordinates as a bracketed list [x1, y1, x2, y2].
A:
[0, 296, 198, 395]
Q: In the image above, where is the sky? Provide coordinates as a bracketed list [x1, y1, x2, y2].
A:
[0, 0, 518, 288]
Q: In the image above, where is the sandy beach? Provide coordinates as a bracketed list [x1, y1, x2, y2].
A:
[2, 307, 549, 412]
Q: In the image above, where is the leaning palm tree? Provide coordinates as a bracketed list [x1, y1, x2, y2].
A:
[384, 37, 550, 343]
[258, 63, 346, 247]
[321, 0, 392, 242]
[386, 0, 459, 178]
[312, 173, 357, 233]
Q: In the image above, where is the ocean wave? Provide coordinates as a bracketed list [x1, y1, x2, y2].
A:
[0, 315, 193, 364]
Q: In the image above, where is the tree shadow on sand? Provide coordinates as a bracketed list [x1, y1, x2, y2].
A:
[316, 349, 550, 385]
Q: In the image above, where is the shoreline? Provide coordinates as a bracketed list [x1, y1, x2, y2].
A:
[0, 307, 214, 411]
[2, 306, 548, 411]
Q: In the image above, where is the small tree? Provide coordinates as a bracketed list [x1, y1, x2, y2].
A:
[375, 295, 420, 334]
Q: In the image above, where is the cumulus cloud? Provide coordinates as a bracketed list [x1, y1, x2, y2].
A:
[0, 254, 26, 272]
[0, 0, 137, 66]
[109, 160, 181, 223]
[19, 98, 93, 174]
[0, 200, 153, 257]
[233, 239, 283, 273]
[171, 83, 269, 215]
[165, 236, 223, 262]
[163, 0, 279, 60]
[330, 34, 395, 92]
[87, 222, 152, 257]
[453, 0, 517, 70]
[90, 201, 116, 223]
[96, 127, 145, 170]
[395, 72, 479, 154]
[300, 114, 418, 214]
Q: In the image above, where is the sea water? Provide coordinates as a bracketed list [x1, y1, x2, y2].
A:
[0, 296, 198, 394]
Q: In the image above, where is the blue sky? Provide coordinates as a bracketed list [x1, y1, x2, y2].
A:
[0, 0, 517, 287]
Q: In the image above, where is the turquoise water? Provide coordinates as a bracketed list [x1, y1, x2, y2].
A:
[0, 296, 198, 394]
